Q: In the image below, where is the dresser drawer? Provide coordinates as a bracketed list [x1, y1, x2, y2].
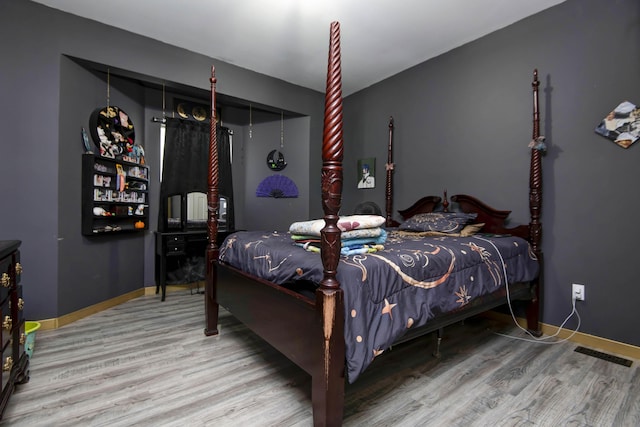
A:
[0, 258, 12, 305]
[11, 285, 25, 363]
[0, 299, 10, 357]
[11, 285, 23, 326]
[0, 342, 10, 393]
[164, 236, 186, 254]
[166, 244, 185, 254]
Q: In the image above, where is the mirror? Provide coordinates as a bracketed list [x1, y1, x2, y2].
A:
[167, 194, 182, 229]
[186, 192, 207, 227]
[219, 196, 228, 231]
[164, 192, 228, 231]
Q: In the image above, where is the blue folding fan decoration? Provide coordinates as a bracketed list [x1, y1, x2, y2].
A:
[256, 174, 298, 198]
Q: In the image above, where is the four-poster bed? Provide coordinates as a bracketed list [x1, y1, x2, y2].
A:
[204, 22, 543, 426]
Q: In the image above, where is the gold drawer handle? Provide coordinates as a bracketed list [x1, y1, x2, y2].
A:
[2, 316, 12, 331]
[2, 357, 13, 372]
[15, 262, 22, 275]
[18, 298, 24, 310]
[0, 273, 9, 288]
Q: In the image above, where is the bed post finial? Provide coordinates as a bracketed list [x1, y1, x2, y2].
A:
[204, 65, 220, 336]
[385, 116, 394, 227]
[442, 189, 449, 212]
[320, 21, 344, 291]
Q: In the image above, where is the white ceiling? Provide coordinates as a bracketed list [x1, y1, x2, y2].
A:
[32, 0, 565, 96]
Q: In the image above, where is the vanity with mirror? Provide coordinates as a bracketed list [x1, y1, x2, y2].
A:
[154, 191, 230, 301]
[154, 114, 235, 301]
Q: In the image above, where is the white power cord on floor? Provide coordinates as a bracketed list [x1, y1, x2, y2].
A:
[473, 235, 581, 345]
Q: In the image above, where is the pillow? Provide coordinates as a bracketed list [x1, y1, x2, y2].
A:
[353, 201, 383, 216]
[460, 222, 485, 237]
[399, 212, 478, 233]
[390, 223, 485, 238]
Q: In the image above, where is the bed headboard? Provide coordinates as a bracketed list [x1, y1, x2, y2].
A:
[450, 193, 529, 239]
[394, 70, 543, 248]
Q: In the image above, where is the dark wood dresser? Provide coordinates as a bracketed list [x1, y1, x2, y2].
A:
[0, 240, 29, 419]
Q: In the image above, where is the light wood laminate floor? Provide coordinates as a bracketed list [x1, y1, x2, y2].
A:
[2, 291, 638, 426]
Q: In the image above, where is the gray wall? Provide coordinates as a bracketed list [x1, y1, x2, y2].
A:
[243, 117, 311, 231]
[58, 58, 148, 314]
[342, 0, 640, 347]
[0, 0, 324, 320]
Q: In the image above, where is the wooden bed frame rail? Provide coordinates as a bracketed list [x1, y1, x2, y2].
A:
[204, 22, 543, 426]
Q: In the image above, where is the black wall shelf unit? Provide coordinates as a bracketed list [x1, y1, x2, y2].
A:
[81, 153, 149, 235]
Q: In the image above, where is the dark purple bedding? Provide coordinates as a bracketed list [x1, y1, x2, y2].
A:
[218, 229, 539, 382]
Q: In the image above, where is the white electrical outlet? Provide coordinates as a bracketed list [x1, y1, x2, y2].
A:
[572, 283, 585, 301]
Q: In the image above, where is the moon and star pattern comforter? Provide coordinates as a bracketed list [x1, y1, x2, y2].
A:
[218, 230, 539, 382]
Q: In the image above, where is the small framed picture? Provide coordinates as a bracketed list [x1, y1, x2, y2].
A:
[357, 158, 376, 189]
[594, 100, 640, 149]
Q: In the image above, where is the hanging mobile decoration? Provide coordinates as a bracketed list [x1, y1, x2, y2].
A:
[106, 68, 110, 110]
[249, 104, 253, 139]
[280, 111, 284, 148]
[266, 149, 287, 171]
[162, 83, 166, 122]
[265, 111, 288, 171]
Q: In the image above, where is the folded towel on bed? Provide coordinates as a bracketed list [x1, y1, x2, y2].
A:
[295, 242, 385, 256]
[289, 215, 386, 237]
[293, 228, 387, 256]
[292, 229, 387, 245]
[291, 227, 385, 242]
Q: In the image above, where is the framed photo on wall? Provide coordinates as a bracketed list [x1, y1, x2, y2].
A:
[357, 158, 376, 189]
[594, 100, 640, 149]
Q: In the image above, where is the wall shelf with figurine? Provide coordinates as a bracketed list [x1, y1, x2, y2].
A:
[81, 153, 149, 235]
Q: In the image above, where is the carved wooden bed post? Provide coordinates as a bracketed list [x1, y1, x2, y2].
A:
[385, 117, 395, 227]
[527, 69, 543, 335]
[204, 66, 220, 336]
[316, 21, 346, 427]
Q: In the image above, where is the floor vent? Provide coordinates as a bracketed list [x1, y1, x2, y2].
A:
[574, 346, 633, 367]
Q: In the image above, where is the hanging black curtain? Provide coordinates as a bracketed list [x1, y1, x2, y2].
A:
[162, 118, 208, 194]
[158, 118, 234, 232]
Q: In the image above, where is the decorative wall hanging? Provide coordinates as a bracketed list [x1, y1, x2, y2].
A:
[256, 174, 298, 198]
[87, 68, 144, 163]
[266, 150, 287, 171]
[81, 127, 92, 153]
[89, 105, 135, 159]
[357, 157, 376, 189]
[280, 111, 285, 148]
[594, 100, 640, 149]
[150, 83, 168, 124]
[174, 98, 209, 122]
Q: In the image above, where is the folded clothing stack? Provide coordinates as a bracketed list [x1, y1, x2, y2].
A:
[289, 215, 387, 256]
